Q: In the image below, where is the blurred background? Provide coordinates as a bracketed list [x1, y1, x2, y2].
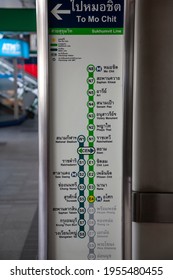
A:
[0, 0, 38, 259]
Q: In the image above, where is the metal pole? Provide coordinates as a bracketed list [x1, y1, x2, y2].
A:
[13, 58, 19, 119]
[123, 0, 135, 260]
[22, 58, 25, 112]
[36, 0, 48, 260]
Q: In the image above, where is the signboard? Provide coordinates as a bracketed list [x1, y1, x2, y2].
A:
[48, 0, 124, 260]
[0, 39, 29, 58]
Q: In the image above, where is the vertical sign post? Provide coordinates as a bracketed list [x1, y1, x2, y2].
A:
[37, 0, 134, 260]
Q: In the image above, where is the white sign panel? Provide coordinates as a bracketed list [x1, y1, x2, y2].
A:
[48, 0, 124, 260]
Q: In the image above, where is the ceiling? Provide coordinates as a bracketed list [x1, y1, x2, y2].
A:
[0, 0, 36, 8]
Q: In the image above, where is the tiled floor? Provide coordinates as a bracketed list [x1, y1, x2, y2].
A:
[0, 116, 38, 259]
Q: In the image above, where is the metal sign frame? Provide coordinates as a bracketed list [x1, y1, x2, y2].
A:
[36, 0, 135, 260]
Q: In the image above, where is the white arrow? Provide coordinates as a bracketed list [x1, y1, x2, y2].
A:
[51, 4, 71, 20]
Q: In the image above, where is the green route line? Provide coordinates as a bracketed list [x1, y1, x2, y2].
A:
[49, 28, 124, 35]
[76, 65, 96, 251]
[77, 136, 86, 239]
[86, 65, 96, 260]
[87, 64, 96, 201]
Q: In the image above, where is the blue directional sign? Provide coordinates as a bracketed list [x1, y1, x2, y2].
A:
[48, 0, 124, 28]
[0, 39, 29, 58]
